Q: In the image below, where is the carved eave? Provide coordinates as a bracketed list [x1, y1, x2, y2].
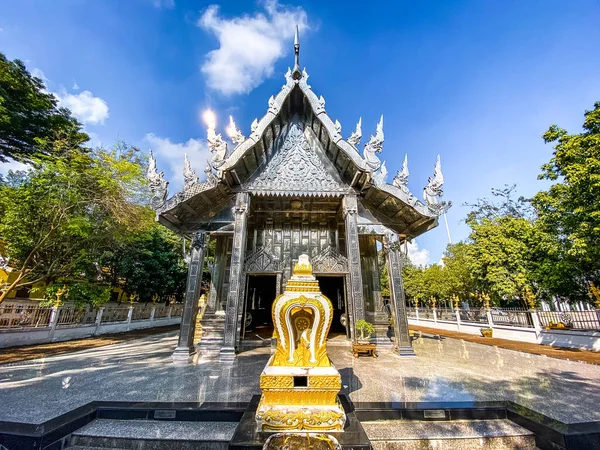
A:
[156, 183, 234, 236]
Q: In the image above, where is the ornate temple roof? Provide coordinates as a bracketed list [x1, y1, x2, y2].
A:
[149, 31, 450, 240]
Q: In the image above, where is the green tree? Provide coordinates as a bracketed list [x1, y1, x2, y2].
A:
[0, 53, 88, 163]
[0, 144, 148, 303]
[442, 242, 475, 300]
[465, 216, 537, 306]
[532, 102, 600, 300]
[403, 262, 427, 306]
[101, 225, 187, 303]
[421, 264, 448, 305]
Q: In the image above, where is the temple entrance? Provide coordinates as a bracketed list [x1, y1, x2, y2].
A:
[242, 274, 277, 340]
[316, 276, 347, 338]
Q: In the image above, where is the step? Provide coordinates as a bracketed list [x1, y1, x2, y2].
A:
[199, 314, 225, 346]
[362, 419, 537, 450]
[68, 419, 238, 450]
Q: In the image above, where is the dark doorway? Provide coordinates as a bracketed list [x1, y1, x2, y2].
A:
[243, 275, 277, 340]
[316, 276, 347, 337]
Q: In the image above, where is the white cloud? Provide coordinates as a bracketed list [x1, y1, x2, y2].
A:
[30, 68, 49, 83]
[145, 133, 210, 191]
[0, 159, 30, 176]
[72, 82, 79, 90]
[198, 0, 308, 95]
[407, 240, 430, 267]
[56, 90, 109, 125]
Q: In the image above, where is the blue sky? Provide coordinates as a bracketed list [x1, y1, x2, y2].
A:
[1, 0, 599, 265]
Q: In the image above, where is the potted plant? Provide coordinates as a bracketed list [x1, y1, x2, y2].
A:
[356, 320, 375, 343]
[480, 327, 493, 338]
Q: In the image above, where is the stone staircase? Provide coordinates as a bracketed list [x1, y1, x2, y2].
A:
[67, 418, 237, 450]
[197, 312, 226, 349]
[362, 419, 538, 450]
[63, 417, 540, 450]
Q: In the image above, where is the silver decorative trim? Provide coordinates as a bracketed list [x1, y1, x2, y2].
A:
[244, 246, 281, 273]
[347, 117, 362, 147]
[206, 114, 228, 170]
[363, 115, 383, 172]
[226, 115, 246, 145]
[183, 152, 198, 192]
[246, 121, 347, 196]
[147, 150, 169, 210]
[423, 155, 452, 216]
[393, 153, 409, 188]
[312, 246, 348, 274]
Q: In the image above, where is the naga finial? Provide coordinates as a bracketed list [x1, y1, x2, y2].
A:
[393, 153, 409, 188]
[226, 115, 246, 145]
[423, 155, 452, 215]
[147, 150, 169, 209]
[373, 161, 388, 187]
[363, 115, 384, 172]
[334, 120, 342, 136]
[347, 117, 362, 147]
[183, 153, 197, 192]
[203, 109, 228, 169]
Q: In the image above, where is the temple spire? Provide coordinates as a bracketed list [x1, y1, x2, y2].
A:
[292, 25, 301, 79]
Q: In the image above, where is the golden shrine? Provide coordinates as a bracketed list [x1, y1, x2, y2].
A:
[255, 254, 346, 432]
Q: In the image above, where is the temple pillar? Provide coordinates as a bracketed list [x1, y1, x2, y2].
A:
[385, 235, 416, 356]
[220, 192, 250, 361]
[208, 235, 227, 313]
[343, 193, 365, 341]
[172, 231, 208, 364]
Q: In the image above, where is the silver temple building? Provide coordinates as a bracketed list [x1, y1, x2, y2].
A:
[148, 30, 450, 363]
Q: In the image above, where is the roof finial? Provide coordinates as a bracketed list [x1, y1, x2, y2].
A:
[292, 25, 301, 79]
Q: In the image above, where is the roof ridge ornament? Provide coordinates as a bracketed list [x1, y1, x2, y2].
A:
[363, 115, 384, 172]
[373, 161, 388, 187]
[147, 150, 169, 210]
[203, 110, 228, 169]
[183, 152, 198, 192]
[204, 161, 218, 185]
[292, 25, 302, 80]
[347, 117, 362, 147]
[334, 120, 342, 135]
[423, 155, 452, 216]
[393, 153, 409, 188]
[226, 115, 246, 145]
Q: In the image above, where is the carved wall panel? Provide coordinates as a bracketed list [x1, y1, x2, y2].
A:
[312, 246, 348, 274]
[246, 121, 347, 196]
[244, 246, 281, 273]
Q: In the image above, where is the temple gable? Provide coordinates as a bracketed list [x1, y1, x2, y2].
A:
[245, 121, 348, 197]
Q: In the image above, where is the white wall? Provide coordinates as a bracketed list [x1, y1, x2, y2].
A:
[0, 317, 181, 349]
[408, 317, 600, 352]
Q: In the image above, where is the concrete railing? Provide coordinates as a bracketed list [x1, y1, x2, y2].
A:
[408, 307, 600, 352]
[0, 303, 184, 349]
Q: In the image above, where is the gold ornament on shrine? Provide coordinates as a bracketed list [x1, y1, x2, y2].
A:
[255, 254, 346, 432]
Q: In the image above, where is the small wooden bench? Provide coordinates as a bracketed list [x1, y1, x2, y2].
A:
[352, 343, 377, 358]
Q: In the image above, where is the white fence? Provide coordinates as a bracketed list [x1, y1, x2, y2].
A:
[0, 302, 184, 349]
[407, 307, 600, 352]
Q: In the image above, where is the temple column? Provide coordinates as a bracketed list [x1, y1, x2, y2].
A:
[343, 193, 365, 341]
[385, 235, 416, 356]
[208, 235, 227, 313]
[172, 231, 208, 364]
[220, 192, 250, 361]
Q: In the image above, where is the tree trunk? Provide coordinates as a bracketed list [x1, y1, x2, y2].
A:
[0, 271, 26, 305]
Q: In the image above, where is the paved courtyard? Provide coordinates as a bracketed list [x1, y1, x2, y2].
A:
[0, 330, 599, 425]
